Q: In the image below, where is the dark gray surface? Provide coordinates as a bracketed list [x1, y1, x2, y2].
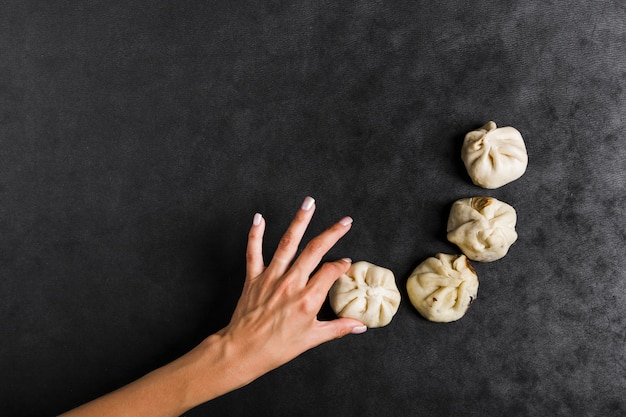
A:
[1, 1, 625, 416]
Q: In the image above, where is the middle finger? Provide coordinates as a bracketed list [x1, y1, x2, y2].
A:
[267, 196, 316, 274]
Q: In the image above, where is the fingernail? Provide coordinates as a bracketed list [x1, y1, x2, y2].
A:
[341, 257, 352, 263]
[252, 213, 262, 226]
[301, 196, 315, 211]
[351, 325, 367, 334]
[339, 216, 353, 226]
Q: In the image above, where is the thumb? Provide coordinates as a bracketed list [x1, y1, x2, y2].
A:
[311, 318, 367, 346]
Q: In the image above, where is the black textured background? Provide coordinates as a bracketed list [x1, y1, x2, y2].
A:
[1, 1, 625, 416]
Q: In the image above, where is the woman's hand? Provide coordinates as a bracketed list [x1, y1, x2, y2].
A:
[216, 196, 367, 384]
[59, 197, 365, 417]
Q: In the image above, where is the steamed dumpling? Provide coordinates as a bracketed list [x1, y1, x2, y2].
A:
[329, 261, 400, 328]
[462, 121, 528, 189]
[447, 197, 518, 262]
[406, 253, 478, 323]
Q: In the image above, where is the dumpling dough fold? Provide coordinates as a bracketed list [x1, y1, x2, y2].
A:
[329, 261, 401, 328]
[462, 121, 528, 189]
[406, 253, 478, 323]
[447, 196, 518, 262]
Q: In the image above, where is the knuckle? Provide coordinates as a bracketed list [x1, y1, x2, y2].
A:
[319, 261, 342, 276]
[245, 251, 255, 263]
[331, 324, 348, 340]
[306, 237, 326, 255]
[278, 232, 295, 250]
[298, 294, 319, 315]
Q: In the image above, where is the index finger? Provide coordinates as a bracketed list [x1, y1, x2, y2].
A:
[289, 216, 354, 277]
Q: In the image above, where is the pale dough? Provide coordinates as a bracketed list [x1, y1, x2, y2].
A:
[462, 121, 528, 189]
[406, 253, 478, 323]
[447, 196, 518, 262]
[329, 261, 401, 328]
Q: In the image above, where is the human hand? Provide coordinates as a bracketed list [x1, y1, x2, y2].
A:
[59, 197, 365, 417]
[216, 196, 367, 386]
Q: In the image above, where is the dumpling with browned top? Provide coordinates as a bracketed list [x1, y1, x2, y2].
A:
[447, 196, 518, 262]
[406, 253, 478, 323]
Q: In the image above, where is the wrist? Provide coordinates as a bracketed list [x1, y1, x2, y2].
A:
[178, 332, 258, 410]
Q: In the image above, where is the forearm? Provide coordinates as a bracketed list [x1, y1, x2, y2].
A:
[60, 334, 245, 417]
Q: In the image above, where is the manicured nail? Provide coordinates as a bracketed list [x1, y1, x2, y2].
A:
[351, 325, 367, 334]
[339, 216, 353, 226]
[301, 196, 315, 211]
[341, 257, 352, 263]
[252, 213, 262, 226]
